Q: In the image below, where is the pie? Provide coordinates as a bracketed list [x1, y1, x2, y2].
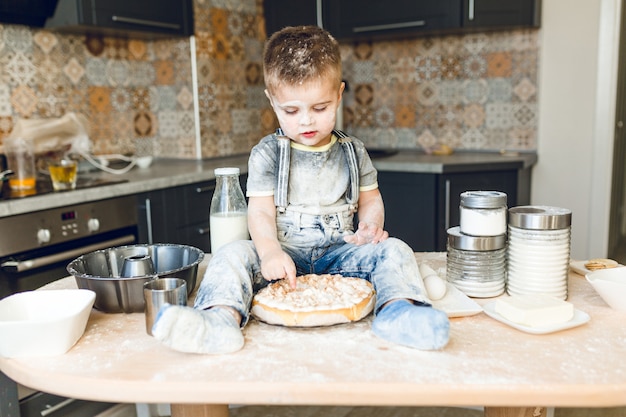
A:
[251, 274, 376, 327]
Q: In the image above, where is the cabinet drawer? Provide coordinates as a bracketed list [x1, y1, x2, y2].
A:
[323, 0, 460, 40]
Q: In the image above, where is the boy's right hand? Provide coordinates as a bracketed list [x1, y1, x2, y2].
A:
[260, 249, 297, 289]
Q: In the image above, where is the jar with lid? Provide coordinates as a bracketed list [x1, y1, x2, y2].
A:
[507, 206, 572, 300]
[459, 191, 507, 237]
[209, 167, 249, 253]
[446, 226, 507, 298]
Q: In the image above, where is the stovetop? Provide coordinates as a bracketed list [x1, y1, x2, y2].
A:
[0, 176, 128, 201]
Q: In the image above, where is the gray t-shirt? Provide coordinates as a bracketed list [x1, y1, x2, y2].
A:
[247, 133, 378, 215]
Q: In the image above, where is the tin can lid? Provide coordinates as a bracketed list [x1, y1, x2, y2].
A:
[447, 226, 507, 251]
[460, 191, 507, 209]
[508, 206, 572, 230]
[214, 167, 240, 176]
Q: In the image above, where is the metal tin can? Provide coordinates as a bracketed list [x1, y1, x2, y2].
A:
[459, 191, 507, 236]
[507, 206, 572, 300]
[446, 226, 507, 298]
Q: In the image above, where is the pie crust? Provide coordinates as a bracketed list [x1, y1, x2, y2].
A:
[251, 274, 375, 327]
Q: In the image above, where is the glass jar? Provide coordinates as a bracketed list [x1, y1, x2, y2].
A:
[4, 137, 36, 190]
[209, 167, 249, 253]
[446, 226, 507, 298]
[507, 206, 572, 300]
[459, 191, 507, 236]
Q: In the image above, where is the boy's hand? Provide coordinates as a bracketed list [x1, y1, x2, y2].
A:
[260, 249, 297, 289]
[343, 221, 389, 246]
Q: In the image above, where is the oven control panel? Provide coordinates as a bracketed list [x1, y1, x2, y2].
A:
[0, 196, 138, 257]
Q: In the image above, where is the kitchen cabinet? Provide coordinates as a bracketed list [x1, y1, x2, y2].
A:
[378, 168, 527, 252]
[264, 0, 319, 36]
[137, 180, 214, 252]
[0, 0, 58, 27]
[45, 0, 194, 38]
[322, 0, 461, 41]
[462, 0, 541, 30]
[263, 0, 540, 41]
[136, 175, 247, 253]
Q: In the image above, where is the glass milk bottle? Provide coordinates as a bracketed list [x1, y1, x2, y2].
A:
[209, 167, 249, 253]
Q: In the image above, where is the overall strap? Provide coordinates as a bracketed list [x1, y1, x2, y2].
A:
[273, 128, 360, 214]
[274, 128, 290, 213]
[333, 129, 359, 213]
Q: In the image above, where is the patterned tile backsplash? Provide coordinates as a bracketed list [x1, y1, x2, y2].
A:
[0, 0, 539, 160]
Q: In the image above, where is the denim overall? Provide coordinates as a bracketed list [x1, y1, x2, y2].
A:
[194, 130, 429, 326]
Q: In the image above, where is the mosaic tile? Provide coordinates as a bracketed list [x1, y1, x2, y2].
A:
[462, 103, 486, 128]
[134, 110, 155, 137]
[513, 77, 537, 102]
[0, 85, 11, 116]
[6, 52, 37, 85]
[11, 85, 38, 117]
[85, 58, 108, 85]
[417, 81, 438, 106]
[486, 102, 514, 130]
[4, 26, 32, 53]
[107, 60, 130, 87]
[63, 58, 85, 85]
[177, 86, 194, 110]
[461, 127, 488, 149]
[33, 31, 57, 54]
[487, 78, 512, 102]
[37, 85, 67, 118]
[462, 79, 488, 104]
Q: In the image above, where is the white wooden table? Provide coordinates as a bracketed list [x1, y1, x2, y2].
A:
[1, 253, 625, 417]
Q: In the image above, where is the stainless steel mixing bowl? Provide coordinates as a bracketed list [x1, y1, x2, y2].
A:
[67, 243, 204, 313]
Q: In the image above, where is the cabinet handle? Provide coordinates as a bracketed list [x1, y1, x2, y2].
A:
[444, 179, 451, 230]
[316, 0, 323, 28]
[111, 15, 181, 30]
[196, 185, 215, 194]
[198, 227, 210, 235]
[353, 20, 426, 33]
[468, 0, 475, 21]
[145, 198, 153, 244]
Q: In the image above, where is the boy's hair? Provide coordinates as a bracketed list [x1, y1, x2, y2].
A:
[263, 25, 342, 93]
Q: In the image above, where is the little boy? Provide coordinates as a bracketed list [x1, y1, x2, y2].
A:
[152, 25, 449, 353]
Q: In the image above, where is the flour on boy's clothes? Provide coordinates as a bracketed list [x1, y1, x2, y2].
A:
[247, 134, 378, 215]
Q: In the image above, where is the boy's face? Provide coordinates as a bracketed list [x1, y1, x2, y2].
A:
[265, 77, 345, 147]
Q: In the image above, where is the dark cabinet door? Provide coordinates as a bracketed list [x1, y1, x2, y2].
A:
[263, 0, 319, 36]
[436, 170, 518, 250]
[377, 171, 438, 252]
[47, 0, 194, 37]
[322, 0, 461, 40]
[462, 0, 541, 29]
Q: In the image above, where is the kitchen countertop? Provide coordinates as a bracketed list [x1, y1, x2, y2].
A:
[0, 151, 537, 218]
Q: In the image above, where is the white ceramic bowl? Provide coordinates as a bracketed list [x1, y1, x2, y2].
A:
[586, 267, 626, 311]
[0, 289, 95, 357]
[135, 156, 153, 169]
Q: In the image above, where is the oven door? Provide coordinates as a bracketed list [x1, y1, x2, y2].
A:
[0, 228, 137, 299]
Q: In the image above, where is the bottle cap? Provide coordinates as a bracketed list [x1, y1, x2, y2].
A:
[214, 167, 240, 176]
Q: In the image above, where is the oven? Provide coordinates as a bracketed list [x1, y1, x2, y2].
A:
[0, 195, 139, 417]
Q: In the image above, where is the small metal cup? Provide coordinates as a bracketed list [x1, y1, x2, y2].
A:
[121, 254, 155, 277]
[143, 278, 187, 336]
